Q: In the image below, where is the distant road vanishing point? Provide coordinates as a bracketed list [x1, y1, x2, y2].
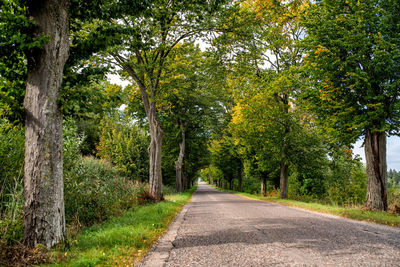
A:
[140, 182, 400, 266]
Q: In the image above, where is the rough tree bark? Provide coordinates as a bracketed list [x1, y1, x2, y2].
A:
[261, 175, 267, 197]
[175, 125, 185, 192]
[365, 130, 387, 211]
[119, 63, 164, 201]
[279, 159, 289, 199]
[279, 93, 289, 199]
[148, 105, 164, 201]
[24, 0, 69, 248]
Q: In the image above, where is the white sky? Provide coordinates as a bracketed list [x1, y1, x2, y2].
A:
[107, 73, 130, 88]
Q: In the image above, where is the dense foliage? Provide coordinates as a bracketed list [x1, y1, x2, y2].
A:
[96, 113, 149, 180]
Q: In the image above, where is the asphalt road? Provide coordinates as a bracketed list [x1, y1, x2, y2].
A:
[140, 182, 400, 266]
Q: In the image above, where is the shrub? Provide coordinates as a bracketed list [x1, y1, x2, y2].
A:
[388, 187, 400, 214]
[242, 176, 263, 195]
[97, 114, 149, 181]
[0, 118, 24, 216]
[327, 160, 366, 206]
[0, 118, 24, 245]
[64, 157, 144, 228]
[137, 190, 157, 205]
[63, 118, 85, 172]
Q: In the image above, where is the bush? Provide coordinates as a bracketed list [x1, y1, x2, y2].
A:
[64, 157, 145, 228]
[63, 119, 85, 172]
[327, 159, 366, 206]
[0, 118, 24, 215]
[0, 118, 24, 245]
[388, 187, 400, 214]
[63, 119, 146, 229]
[137, 190, 157, 205]
[242, 176, 263, 195]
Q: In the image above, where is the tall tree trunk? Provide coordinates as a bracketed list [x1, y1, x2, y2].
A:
[23, 0, 69, 249]
[279, 93, 289, 199]
[208, 174, 212, 185]
[175, 127, 185, 192]
[229, 179, 233, 190]
[148, 106, 163, 201]
[261, 175, 267, 197]
[279, 160, 289, 199]
[365, 130, 387, 211]
[119, 62, 164, 201]
[238, 164, 242, 192]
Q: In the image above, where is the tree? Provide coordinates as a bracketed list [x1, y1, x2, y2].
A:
[109, 0, 225, 199]
[213, 0, 307, 198]
[126, 43, 224, 191]
[209, 136, 242, 190]
[1, 0, 132, 248]
[23, 0, 69, 248]
[155, 43, 222, 192]
[303, 0, 400, 210]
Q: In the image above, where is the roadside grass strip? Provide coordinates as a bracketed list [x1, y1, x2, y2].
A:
[48, 187, 196, 266]
[211, 185, 400, 228]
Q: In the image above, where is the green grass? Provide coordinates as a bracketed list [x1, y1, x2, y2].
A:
[211, 185, 400, 228]
[47, 186, 196, 266]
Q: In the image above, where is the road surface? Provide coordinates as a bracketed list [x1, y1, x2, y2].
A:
[140, 182, 400, 266]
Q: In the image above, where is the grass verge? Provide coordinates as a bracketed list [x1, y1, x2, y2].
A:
[48, 186, 197, 266]
[211, 185, 400, 228]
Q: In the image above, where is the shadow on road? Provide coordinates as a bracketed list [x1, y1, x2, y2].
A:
[172, 215, 400, 257]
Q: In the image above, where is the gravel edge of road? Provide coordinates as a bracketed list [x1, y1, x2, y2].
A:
[137, 202, 192, 267]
